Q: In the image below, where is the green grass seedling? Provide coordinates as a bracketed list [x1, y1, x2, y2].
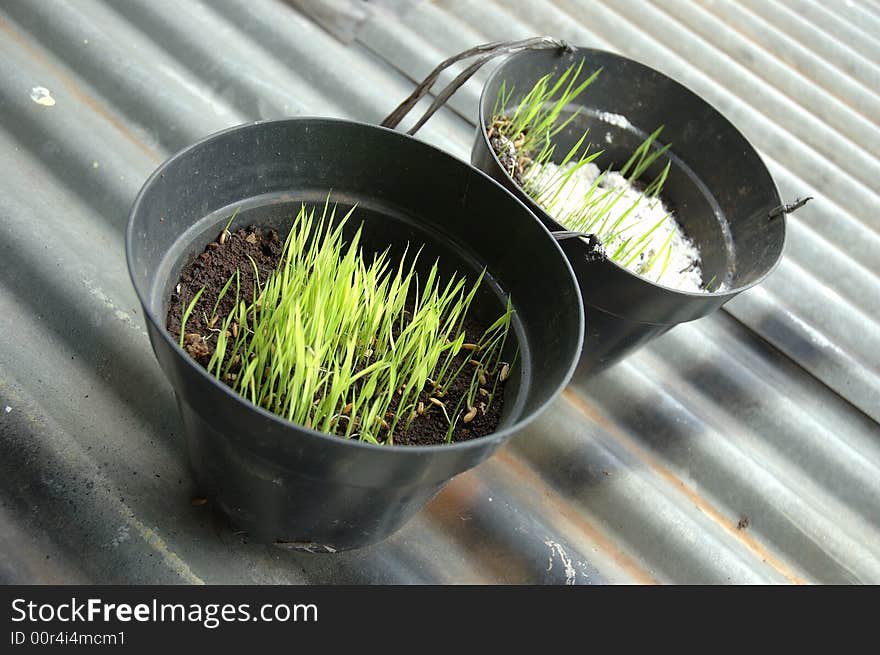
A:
[181, 199, 515, 445]
[490, 63, 686, 280]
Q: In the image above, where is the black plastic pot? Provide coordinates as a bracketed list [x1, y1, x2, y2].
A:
[472, 47, 786, 376]
[126, 118, 583, 551]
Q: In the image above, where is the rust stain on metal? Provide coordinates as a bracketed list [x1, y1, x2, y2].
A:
[425, 473, 530, 584]
[492, 449, 659, 584]
[562, 389, 806, 585]
[0, 16, 162, 163]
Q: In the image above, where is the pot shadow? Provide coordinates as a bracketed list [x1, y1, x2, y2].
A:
[200, 500, 442, 583]
[502, 395, 687, 576]
[0, 381, 437, 584]
[189, 446, 604, 583]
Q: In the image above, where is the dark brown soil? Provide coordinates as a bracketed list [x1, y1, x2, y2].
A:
[487, 118, 530, 187]
[167, 225, 283, 367]
[166, 224, 506, 446]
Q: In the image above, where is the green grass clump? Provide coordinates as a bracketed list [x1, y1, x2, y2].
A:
[179, 200, 514, 445]
[490, 61, 677, 281]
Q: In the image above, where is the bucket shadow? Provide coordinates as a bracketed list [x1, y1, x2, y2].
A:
[567, 327, 868, 583]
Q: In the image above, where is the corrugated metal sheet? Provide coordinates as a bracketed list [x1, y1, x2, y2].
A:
[0, 0, 877, 584]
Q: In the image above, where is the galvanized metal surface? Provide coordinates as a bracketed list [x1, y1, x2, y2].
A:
[0, 0, 878, 584]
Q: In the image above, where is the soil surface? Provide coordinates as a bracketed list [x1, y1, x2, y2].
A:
[167, 224, 506, 446]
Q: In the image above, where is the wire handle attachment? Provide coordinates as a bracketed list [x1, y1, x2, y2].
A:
[381, 37, 570, 136]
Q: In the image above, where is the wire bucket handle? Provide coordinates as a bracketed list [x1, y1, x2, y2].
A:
[380, 36, 570, 135]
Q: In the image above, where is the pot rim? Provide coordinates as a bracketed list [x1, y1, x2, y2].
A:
[476, 45, 787, 300]
[126, 116, 585, 456]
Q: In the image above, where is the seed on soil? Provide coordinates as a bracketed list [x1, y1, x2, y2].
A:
[231, 322, 238, 338]
[219, 230, 228, 245]
[185, 343, 211, 359]
[462, 343, 478, 351]
[499, 363, 510, 382]
[342, 402, 353, 416]
[479, 387, 489, 397]
[479, 372, 488, 386]
[417, 401, 425, 415]
[183, 333, 210, 358]
[428, 397, 445, 408]
[468, 359, 480, 367]
[463, 406, 478, 423]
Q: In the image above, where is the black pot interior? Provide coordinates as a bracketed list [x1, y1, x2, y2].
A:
[483, 47, 785, 291]
[159, 192, 527, 428]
